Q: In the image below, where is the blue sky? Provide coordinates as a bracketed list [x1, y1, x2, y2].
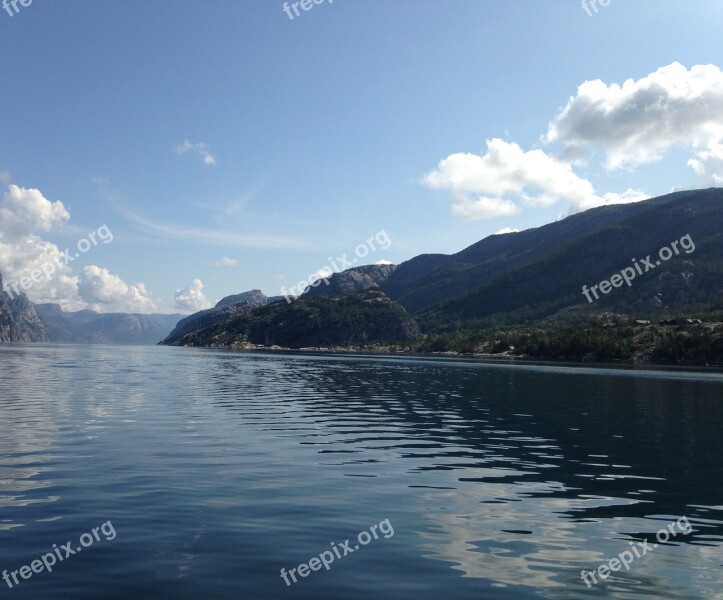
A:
[1, 0, 721, 312]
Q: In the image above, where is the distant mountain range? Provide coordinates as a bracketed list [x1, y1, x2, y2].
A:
[161, 188, 723, 362]
[3, 188, 722, 359]
[33, 303, 184, 345]
[0, 274, 185, 344]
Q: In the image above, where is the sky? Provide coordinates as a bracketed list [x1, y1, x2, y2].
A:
[0, 0, 721, 313]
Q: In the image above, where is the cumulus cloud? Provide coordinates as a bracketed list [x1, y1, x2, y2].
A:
[688, 139, 723, 185]
[213, 256, 240, 268]
[174, 140, 217, 165]
[0, 185, 82, 308]
[424, 139, 646, 219]
[175, 279, 212, 312]
[0, 183, 157, 313]
[78, 266, 157, 313]
[495, 227, 519, 235]
[0, 184, 70, 239]
[544, 62, 723, 179]
[375, 259, 393, 265]
[424, 62, 723, 220]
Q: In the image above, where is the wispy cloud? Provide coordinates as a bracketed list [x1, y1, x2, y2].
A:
[213, 256, 240, 268]
[114, 202, 305, 249]
[173, 139, 217, 166]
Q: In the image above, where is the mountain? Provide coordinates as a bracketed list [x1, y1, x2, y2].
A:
[161, 300, 265, 345]
[33, 303, 88, 342]
[411, 187, 723, 331]
[33, 303, 184, 345]
[164, 290, 420, 349]
[215, 289, 267, 309]
[0, 272, 48, 342]
[8, 294, 49, 341]
[161, 290, 275, 345]
[302, 264, 397, 298]
[381, 189, 717, 313]
[161, 188, 722, 360]
[80, 313, 184, 345]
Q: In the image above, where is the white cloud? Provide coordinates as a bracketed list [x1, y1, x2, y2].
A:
[78, 266, 157, 313]
[424, 62, 723, 221]
[424, 140, 594, 202]
[424, 139, 644, 219]
[544, 62, 723, 180]
[213, 256, 240, 268]
[0, 185, 82, 309]
[0, 184, 70, 239]
[174, 279, 212, 312]
[174, 140, 217, 166]
[495, 227, 519, 235]
[451, 196, 520, 220]
[375, 259, 393, 265]
[0, 183, 158, 313]
[688, 139, 723, 185]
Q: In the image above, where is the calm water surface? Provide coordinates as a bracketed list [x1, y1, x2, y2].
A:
[0, 345, 721, 599]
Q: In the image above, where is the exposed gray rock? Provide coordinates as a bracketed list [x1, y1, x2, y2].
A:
[0, 271, 48, 342]
[215, 290, 267, 309]
[302, 264, 397, 298]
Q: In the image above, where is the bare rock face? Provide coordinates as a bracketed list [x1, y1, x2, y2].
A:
[215, 290, 267, 309]
[0, 271, 48, 342]
[302, 264, 398, 298]
[0, 273, 14, 342]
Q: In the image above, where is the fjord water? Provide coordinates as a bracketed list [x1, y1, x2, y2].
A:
[0, 345, 721, 599]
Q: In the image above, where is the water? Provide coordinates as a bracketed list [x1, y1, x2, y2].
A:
[0, 345, 721, 599]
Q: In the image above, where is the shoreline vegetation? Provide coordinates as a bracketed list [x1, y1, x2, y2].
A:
[192, 317, 723, 368]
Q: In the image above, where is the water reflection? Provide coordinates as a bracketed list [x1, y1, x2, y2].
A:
[206, 353, 723, 597]
[0, 345, 721, 599]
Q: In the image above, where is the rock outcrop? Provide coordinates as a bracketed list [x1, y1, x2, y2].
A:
[165, 290, 421, 349]
[0, 271, 48, 342]
[302, 264, 397, 298]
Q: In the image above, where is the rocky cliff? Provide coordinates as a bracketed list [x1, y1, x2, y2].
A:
[302, 264, 397, 298]
[0, 271, 48, 342]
